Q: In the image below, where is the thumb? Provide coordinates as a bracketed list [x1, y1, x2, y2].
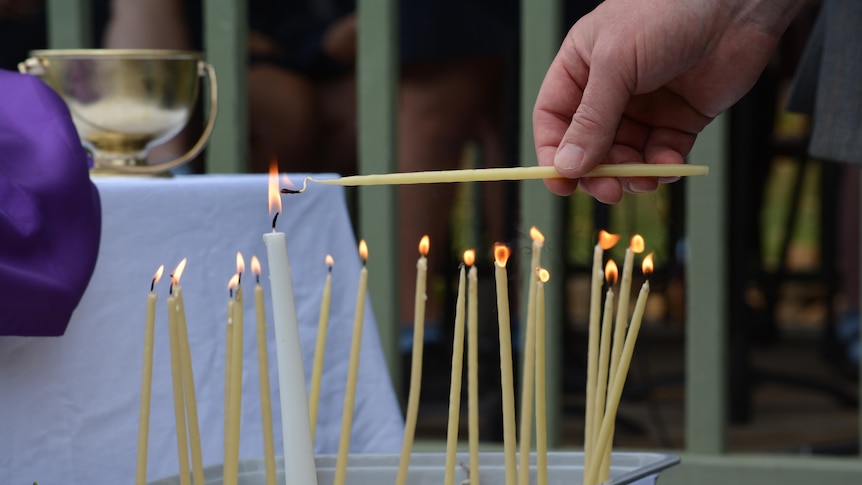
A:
[554, 60, 631, 177]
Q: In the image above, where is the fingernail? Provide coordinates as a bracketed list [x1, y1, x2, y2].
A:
[554, 144, 585, 172]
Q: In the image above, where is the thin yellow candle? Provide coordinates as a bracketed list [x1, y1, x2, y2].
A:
[494, 243, 517, 485]
[444, 258, 468, 485]
[136, 265, 164, 485]
[224, 254, 245, 485]
[309, 254, 334, 442]
[590, 261, 617, 483]
[166, 263, 191, 485]
[585, 230, 619, 469]
[466, 250, 480, 485]
[587, 255, 653, 485]
[396, 235, 430, 485]
[535, 268, 550, 485]
[224, 274, 238, 466]
[297, 164, 708, 189]
[333, 240, 369, 485]
[173, 260, 204, 485]
[518, 228, 544, 485]
[251, 256, 277, 485]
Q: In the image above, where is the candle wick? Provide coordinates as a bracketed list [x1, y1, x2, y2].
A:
[238, 272, 242, 286]
[272, 212, 280, 230]
[256, 274, 260, 284]
[328, 266, 333, 274]
[150, 278, 156, 292]
[229, 288, 233, 299]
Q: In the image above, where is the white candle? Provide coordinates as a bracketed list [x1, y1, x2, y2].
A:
[444, 260, 467, 485]
[136, 265, 163, 485]
[590, 261, 616, 483]
[334, 240, 369, 485]
[173, 273, 204, 485]
[518, 228, 544, 485]
[263, 165, 317, 485]
[494, 243, 517, 485]
[224, 274, 238, 465]
[251, 256, 277, 485]
[166, 270, 191, 485]
[224, 275, 244, 485]
[309, 255, 334, 442]
[466, 251, 480, 485]
[396, 235, 430, 485]
[535, 268, 550, 485]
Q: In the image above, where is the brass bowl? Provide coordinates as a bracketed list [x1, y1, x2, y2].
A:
[19, 49, 217, 175]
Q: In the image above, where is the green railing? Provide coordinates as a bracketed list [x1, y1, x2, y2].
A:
[46, 0, 862, 483]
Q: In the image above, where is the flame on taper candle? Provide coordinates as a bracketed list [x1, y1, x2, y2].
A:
[358, 240, 369, 264]
[171, 258, 188, 292]
[325, 254, 334, 272]
[251, 256, 261, 284]
[530, 226, 545, 244]
[605, 260, 619, 285]
[537, 267, 550, 283]
[236, 252, 246, 284]
[268, 159, 282, 229]
[228, 273, 239, 298]
[464, 249, 475, 267]
[630, 234, 645, 253]
[419, 235, 430, 256]
[598, 230, 620, 250]
[642, 253, 654, 276]
[151, 265, 165, 292]
[493, 243, 510, 267]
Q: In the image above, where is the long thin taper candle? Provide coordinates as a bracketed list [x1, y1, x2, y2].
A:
[251, 256, 277, 485]
[494, 243, 517, 485]
[396, 235, 430, 485]
[535, 268, 550, 485]
[136, 265, 163, 485]
[466, 252, 480, 485]
[224, 275, 238, 468]
[224, 276, 244, 485]
[518, 228, 544, 485]
[585, 230, 619, 471]
[587, 257, 652, 485]
[590, 261, 616, 483]
[334, 240, 369, 485]
[166, 277, 191, 485]
[444, 261, 468, 485]
[174, 273, 204, 485]
[309, 255, 334, 442]
[264, 163, 318, 485]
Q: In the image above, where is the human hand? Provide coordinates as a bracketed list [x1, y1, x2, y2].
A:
[533, 0, 803, 201]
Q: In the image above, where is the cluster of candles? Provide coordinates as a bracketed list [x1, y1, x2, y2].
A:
[133, 161, 654, 485]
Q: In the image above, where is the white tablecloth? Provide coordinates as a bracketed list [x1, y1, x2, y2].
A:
[0, 174, 403, 484]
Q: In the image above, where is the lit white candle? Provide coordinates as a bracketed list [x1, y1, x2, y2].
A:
[262, 163, 318, 485]
[589, 260, 617, 483]
[224, 274, 238, 466]
[224, 256, 245, 485]
[535, 268, 550, 485]
[309, 255, 334, 442]
[396, 235, 430, 485]
[251, 255, 277, 485]
[519, 228, 544, 485]
[494, 243, 517, 485]
[136, 265, 164, 485]
[465, 251, 480, 485]
[334, 240, 369, 485]
[443, 258, 467, 485]
[166, 261, 190, 485]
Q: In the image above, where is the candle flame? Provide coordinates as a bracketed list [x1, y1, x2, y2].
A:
[530, 226, 545, 243]
[358, 240, 368, 261]
[325, 254, 334, 267]
[418, 235, 430, 256]
[537, 267, 550, 283]
[598, 230, 620, 250]
[493, 243, 510, 267]
[630, 234, 645, 253]
[153, 265, 165, 284]
[605, 260, 618, 284]
[268, 158, 282, 216]
[171, 258, 187, 285]
[227, 273, 239, 291]
[236, 251, 246, 275]
[251, 255, 261, 276]
[463, 249, 475, 267]
[643, 252, 654, 275]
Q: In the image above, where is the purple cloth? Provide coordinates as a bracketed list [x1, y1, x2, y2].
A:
[0, 69, 101, 336]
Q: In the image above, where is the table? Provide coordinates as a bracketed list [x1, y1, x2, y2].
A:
[0, 174, 403, 484]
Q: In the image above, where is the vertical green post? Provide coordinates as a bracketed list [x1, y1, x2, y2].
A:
[685, 114, 728, 453]
[47, 0, 92, 49]
[520, 0, 563, 448]
[357, 0, 401, 397]
[203, 0, 247, 173]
